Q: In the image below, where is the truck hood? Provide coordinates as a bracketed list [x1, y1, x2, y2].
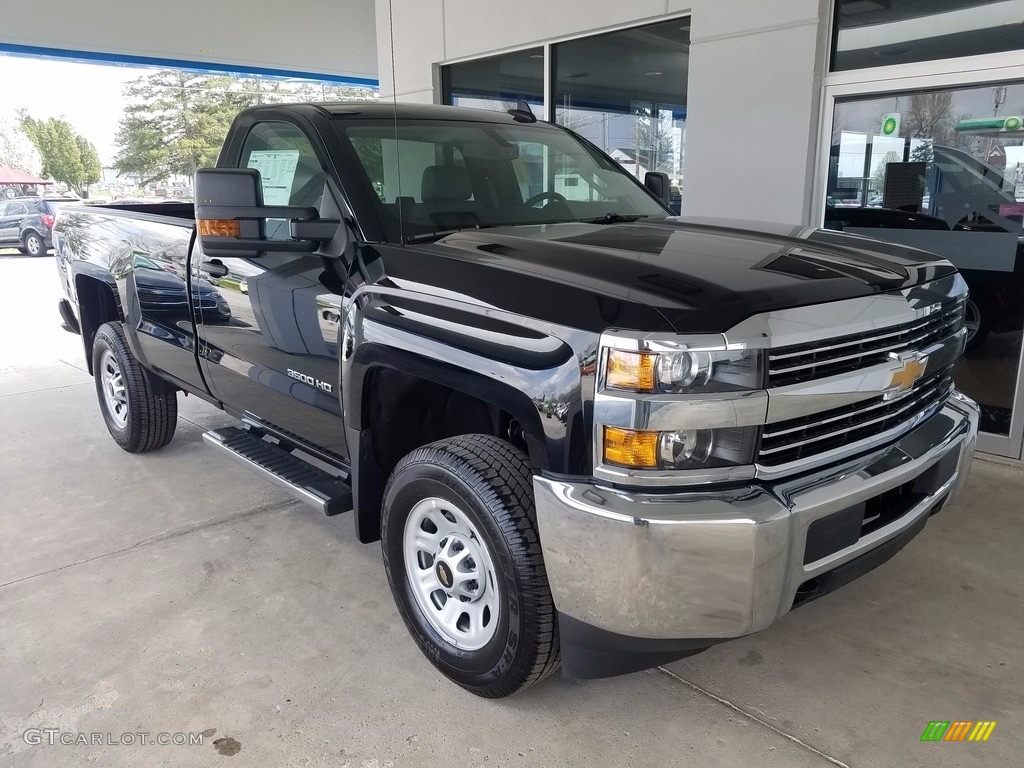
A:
[388, 217, 958, 334]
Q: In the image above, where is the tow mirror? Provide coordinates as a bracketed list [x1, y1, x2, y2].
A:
[644, 171, 671, 205]
[194, 168, 339, 257]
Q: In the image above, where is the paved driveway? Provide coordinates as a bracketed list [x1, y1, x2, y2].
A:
[0, 254, 1019, 767]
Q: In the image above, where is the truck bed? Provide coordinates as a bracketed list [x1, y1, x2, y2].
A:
[87, 201, 196, 222]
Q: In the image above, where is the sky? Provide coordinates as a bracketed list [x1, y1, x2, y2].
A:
[0, 54, 154, 166]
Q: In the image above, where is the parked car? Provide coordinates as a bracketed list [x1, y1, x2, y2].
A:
[0, 197, 78, 255]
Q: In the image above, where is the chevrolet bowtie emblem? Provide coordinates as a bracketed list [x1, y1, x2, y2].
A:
[884, 352, 928, 400]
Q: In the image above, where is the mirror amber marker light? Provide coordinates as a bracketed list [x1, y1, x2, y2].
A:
[603, 426, 659, 468]
[198, 219, 241, 237]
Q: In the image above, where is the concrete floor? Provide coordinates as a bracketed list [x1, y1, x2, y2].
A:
[1, 252, 1021, 767]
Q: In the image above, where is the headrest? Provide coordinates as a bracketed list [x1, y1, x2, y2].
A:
[421, 165, 472, 202]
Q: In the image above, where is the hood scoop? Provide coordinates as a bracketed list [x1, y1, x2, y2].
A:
[761, 247, 909, 288]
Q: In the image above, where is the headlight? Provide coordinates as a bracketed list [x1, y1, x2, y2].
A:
[605, 346, 762, 394]
[656, 351, 712, 389]
[599, 336, 764, 477]
[603, 426, 758, 470]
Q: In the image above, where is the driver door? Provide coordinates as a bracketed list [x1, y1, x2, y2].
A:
[194, 119, 349, 459]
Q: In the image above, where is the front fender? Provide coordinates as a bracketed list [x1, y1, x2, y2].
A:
[345, 288, 591, 474]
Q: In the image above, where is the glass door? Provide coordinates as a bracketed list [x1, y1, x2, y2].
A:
[823, 80, 1024, 458]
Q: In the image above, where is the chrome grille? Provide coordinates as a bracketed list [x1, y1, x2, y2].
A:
[758, 367, 955, 467]
[767, 299, 965, 388]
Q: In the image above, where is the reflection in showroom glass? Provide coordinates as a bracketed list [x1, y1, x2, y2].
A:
[826, 81, 1024, 438]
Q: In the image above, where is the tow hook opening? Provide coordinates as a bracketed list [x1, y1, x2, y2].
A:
[793, 577, 823, 607]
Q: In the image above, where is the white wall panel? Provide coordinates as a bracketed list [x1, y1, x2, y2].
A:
[682, 19, 822, 222]
[375, 0, 445, 98]
[1, 0, 378, 82]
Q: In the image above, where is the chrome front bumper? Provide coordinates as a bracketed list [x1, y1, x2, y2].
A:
[534, 391, 979, 641]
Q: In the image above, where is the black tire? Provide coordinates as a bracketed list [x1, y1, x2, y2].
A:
[22, 231, 44, 257]
[92, 321, 178, 452]
[964, 295, 990, 354]
[381, 434, 560, 697]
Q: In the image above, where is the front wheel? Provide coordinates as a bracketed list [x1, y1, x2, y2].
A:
[381, 434, 560, 697]
[22, 232, 44, 256]
[963, 295, 990, 353]
[92, 321, 178, 452]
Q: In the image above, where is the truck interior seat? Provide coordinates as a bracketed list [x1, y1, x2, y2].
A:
[418, 165, 484, 226]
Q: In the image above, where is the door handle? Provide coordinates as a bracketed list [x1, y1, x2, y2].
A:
[201, 259, 229, 278]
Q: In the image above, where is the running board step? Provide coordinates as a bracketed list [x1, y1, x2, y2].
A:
[203, 427, 352, 516]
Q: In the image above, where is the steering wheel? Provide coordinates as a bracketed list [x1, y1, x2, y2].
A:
[523, 191, 569, 208]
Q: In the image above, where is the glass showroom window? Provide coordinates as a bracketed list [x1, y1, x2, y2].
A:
[553, 19, 689, 211]
[825, 81, 1024, 439]
[443, 47, 543, 113]
[832, 0, 1024, 71]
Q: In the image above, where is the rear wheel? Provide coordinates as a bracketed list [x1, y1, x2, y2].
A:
[92, 321, 178, 452]
[22, 232, 44, 256]
[381, 434, 559, 697]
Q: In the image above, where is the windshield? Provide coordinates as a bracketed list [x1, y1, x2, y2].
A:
[336, 119, 669, 242]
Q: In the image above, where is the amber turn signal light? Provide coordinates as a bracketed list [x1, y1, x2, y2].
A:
[197, 219, 241, 237]
[606, 350, 656, 391]
[603, 426, 659, 468]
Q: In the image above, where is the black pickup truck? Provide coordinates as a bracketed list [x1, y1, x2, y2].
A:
[54, 102, 979, 698]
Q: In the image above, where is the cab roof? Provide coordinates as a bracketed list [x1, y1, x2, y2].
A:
[261, 101, 547, 126]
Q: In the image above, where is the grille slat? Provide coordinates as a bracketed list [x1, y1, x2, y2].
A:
[762, 379, 946, 442]
[767, 300, 965, 388]
[758, 369, 954, 467]
[769, 318, 960, 376]
[769, 311, 957, 362]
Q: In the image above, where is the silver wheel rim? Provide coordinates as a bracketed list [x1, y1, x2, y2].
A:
[403, 496, 500, 650]
[99, 349, 129, 428]
[964, 299, 981, 343]
[26, 236, 41, 255]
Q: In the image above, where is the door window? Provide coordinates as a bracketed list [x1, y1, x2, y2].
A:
[240, 121, 327, 239]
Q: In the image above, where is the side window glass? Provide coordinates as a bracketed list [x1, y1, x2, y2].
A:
[8, 203, 27, 216]
[240, 121, 326, 239]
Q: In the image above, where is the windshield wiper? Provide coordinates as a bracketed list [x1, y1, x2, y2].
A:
[578, 213, 650, 225]
[403, 223, 497, 244]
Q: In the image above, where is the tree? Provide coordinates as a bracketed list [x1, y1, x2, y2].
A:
[903, 92, 974, 151]
[20, 115, 101, 196]
[114, 71, 377, 185]
[0, 116, 42, 175]
[288, 81, 377, 103]
[115, 70, 241, 185]
[633, 107, 676, 175]
[872, 150, 902, 191]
